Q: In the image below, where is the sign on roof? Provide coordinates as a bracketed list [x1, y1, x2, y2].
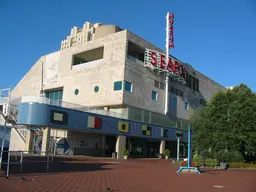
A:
[144, 49, 187, 83]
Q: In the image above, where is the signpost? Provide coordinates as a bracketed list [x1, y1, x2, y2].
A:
[176, 125, 201, 174]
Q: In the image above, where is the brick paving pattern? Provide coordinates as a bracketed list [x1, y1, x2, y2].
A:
[0, 157, 256, 192]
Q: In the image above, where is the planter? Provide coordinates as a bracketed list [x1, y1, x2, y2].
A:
[124, 155, 128, 160]
[165, 156, 169, 160]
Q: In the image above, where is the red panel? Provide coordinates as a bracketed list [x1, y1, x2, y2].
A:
[94, 117, 102, 129]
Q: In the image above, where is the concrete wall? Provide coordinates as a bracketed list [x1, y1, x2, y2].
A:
[11, 30, 128, 108]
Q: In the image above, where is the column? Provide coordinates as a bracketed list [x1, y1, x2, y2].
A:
[159, 140, 166, 155]
[101, 135, 106, 157]
[115, 135, 126, 159]
[24, 130, 33, 154]
[177, 138, 180, 161]
[41, 127, 50, 156]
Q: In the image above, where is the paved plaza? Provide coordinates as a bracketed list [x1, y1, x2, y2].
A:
[0, 157, 255, 192]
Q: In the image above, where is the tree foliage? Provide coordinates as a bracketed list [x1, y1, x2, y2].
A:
[190, 84, 256, 161]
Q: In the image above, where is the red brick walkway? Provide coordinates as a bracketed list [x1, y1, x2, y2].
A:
[0, 158, 255, 192]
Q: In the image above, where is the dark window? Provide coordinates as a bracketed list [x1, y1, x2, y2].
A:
[175, 88, 179, 95]
[0, 105, 3, 112]
[154, 80, 159, 88]
[124, 81, 132, 92]
[171, 86, 175, 94]
[172, 98, 177, 106]
[114, 81, 122, 91]
[160, 82, 165, 90]
[152, 91, 158, 101]
[180, 90, 183, 97]
[127, 42, 145, 62]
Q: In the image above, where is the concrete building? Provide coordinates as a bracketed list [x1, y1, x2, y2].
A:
[6, 21, 225, 159]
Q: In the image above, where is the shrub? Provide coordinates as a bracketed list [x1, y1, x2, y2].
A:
[164, 149, 171, 157]
[229, 162, 256, 169]
[180, 161, 199, 167]
[122, 148, 129, 156]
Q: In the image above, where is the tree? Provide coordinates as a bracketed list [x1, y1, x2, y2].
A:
[190, 84, 256, 161]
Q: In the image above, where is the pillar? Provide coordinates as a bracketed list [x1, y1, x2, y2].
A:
[115, 135, 126, 159]
[101, 135, 106, 156]
[41, 127, 50, 156]
[159, 140, 166, 155]
[24, 130, 33, 154]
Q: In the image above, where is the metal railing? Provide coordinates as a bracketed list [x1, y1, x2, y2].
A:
[0, 150, 54, 178]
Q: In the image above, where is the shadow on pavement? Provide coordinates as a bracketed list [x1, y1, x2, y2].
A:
[1, 156, 116, 176]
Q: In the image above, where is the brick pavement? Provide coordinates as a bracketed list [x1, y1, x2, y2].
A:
[0, 157, 256, 192]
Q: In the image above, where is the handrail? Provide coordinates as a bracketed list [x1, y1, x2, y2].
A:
[0, 150, 54, 178]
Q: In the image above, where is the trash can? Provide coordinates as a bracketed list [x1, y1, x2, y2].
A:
[158, 154, 164, 159]
[220, 162, 227, 169]
[112, 152, 117, 159]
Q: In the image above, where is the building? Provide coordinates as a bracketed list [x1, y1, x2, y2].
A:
[7, 21, 226, 159]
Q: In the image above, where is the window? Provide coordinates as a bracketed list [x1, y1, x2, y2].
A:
[0, 105, 3, 112]
[124, 81, 132, 92]
[172, 98, 177, 106]
[152, 91, 158, 101]
[154, 80, 165, 90]
[160, 82, 165, 90]
[72, 47, 104, 66]
[154, 80, 159, 88]
[45, 88, 63, 101]
[74, 89, 79, 95]
[94, 86, 99, 92]
[114, 81, 122, 91]
[127, 41, 145, 62]
[179, 90, 184, 97]
[185, 102, 189, 111]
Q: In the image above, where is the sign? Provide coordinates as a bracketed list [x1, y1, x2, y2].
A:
[168, 13, 175, 49]
[144, 49, 187, 82]
[176, 131, 183, 138]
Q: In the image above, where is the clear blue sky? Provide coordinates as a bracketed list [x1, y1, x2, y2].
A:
[0, 0, 255, 91]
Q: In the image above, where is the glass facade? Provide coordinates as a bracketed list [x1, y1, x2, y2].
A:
[45, 88, 63, 104]
[127, 106, 188, 129]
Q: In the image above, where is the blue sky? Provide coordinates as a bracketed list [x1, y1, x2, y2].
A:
[0, 0, 255, 91]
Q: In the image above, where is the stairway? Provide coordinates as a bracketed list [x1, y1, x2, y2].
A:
[0, 107, 26, 143]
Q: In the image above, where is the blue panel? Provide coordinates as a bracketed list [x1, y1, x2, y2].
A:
[18, 102, 188, 142]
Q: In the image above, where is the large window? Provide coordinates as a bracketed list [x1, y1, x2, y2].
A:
[124, 81, 132, 93]
[114, 81, 122, 91]
[45, 88, 63, 104]
[72, 47, 104, 66]
[127, 41, 145, 62]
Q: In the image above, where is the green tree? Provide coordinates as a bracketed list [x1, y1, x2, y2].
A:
[190, 84, 256, 160]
